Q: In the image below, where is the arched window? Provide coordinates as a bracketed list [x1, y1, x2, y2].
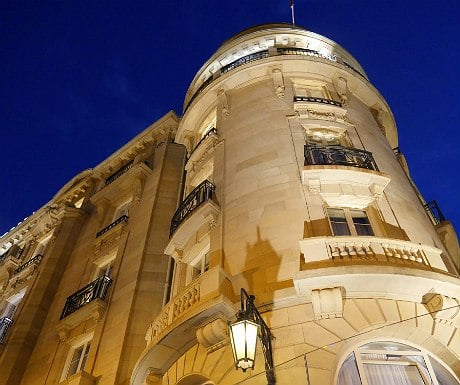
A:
[337, 341, 460, 385]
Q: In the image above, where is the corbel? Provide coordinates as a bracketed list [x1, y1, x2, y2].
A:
[217, 89, 230, 118]
[272, 67, 285, 98]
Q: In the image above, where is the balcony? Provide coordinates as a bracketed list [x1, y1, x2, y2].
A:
[60, 275, 112, 320]
[105, 159, 134, 185]
[132, 267, 233, 385]
[302, 145, 390, 209]
[305, 144, 378, 171]
[190, 127, 217, 156]
[294, 236, 458, 304]
[170, 180, 216, 237]
[14, 254, 43, 275]
[96, 215, 128, 238]
[183, 46, 366, 113]
[424, 200, 446, 225]
[0, 317, 13, 343]
[294, 95, 342, 107]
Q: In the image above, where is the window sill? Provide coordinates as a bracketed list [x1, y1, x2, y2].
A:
[60, 371, 97, 385]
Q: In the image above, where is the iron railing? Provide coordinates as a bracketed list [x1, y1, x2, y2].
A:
[220, 50, 269, 74]
[190, 127, 217, 155]
[105, 159, 134, 185]
[424, 200, 446, 225]
[183, 47, 366, 113]
[60, 275, 112, 319]
[0, 317, 13, 344]
[304, 145, 379, 171]
[293, 95, 342, 107]
[170, 180, 215, 237]
[96, 215, 129, 238]
[14, 254, 43, 275]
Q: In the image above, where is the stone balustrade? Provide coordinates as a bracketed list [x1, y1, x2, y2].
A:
[299, 236, 447, 271]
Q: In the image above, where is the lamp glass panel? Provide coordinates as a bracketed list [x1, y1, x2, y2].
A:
[229, 319, 259, 370]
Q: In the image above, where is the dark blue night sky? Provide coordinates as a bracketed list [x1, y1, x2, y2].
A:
[1, 1, 459, 235]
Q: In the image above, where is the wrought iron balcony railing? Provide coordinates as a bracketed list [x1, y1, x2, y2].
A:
[424, 200, 446, 225]
[105, 159, 134, 185]
[60, 275, 112, 319]
[14, 254, 43, 275]
[184, 47, 366, 113]
[304, 144, 379, 171]
[170, 180, 215, 237]
[293, 95, 342, 107]
[220, 50, 269, 74]
[96, 215, 129, 238]
[0, 317, 13, 344]
[190, 127, 217, 155]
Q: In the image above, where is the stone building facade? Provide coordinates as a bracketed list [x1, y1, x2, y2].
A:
[1, 24, 459, 385]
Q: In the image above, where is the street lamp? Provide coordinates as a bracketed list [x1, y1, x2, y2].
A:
[228, 288, 276, 385]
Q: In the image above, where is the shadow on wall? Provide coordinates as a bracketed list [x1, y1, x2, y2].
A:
[234, 226, 293, 307]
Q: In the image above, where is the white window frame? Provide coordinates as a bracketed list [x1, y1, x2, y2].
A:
[93, 251, 117, 280]
[60, 333, 93, 381]
[327, 207, 374, 237]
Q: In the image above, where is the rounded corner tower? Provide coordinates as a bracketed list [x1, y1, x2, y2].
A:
[134, 24, 460, 385]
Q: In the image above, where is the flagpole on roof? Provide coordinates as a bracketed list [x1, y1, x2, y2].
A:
[290, 0, 295, 26]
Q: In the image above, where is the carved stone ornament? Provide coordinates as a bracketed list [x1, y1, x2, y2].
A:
[217, 89, 230, 118]
[196, 318, 228, 352]
[272, 68, 285, 98]
[145, 369, 162, 385]
[423, 292, 460, 326]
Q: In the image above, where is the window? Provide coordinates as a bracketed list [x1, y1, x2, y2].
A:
[62, 337, 92, 380]
[327, 208, 374, 236]
[337, 341, 460, 385]
[113, 199, 131, 220]
[97, 260, 114, 278]
[187, 251, 210, 284]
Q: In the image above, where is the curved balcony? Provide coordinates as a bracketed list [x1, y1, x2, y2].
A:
[302, 145, 390, 209]
[132, 267, 234, 385]
[169, 180, 216, 237]
[294, 236, 458, 305]
[183, 45, 366, 113]
[304, 144, 378, 171]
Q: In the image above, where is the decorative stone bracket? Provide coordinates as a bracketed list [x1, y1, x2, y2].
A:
[271, 67, 285, 98]
[217, 89, 230, 118]
[423, 292, 460, 326]
[311, 286, 344, 320]
[196, 318, 228, 353]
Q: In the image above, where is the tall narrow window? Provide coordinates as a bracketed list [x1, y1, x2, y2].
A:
[63, 337, 92, 379]
[328, 208, 351, 236]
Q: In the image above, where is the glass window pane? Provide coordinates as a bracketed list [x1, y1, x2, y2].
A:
[351, 210, 374, 236]
[328, 208, 351, 236]
[363, 363, 426, 385]
[67, 346, 83, 377]
[80, 342, 91, 372]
